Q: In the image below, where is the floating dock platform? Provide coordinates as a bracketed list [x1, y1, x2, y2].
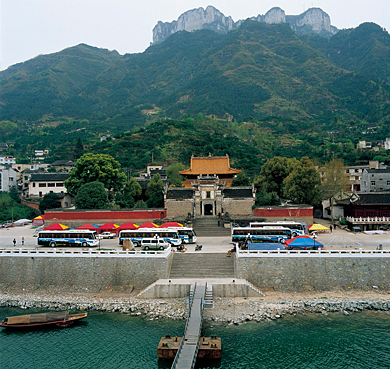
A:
[157, 335, 221, 360]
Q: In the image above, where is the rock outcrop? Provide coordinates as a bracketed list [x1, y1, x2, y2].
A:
[152, 6, 338, 44]
[153, 6, 235, 45]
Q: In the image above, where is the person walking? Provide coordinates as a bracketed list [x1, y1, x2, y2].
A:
[13, 238, 16, 247]
[329, 225, 333, 233]
[21, 237, 25, 246]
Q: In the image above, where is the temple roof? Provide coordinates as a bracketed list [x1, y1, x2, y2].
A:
[179, 155, 241, 176]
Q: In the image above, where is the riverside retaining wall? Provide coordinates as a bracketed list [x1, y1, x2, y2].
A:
[236, 251, 390, 291]
[0, 251, 173, 292]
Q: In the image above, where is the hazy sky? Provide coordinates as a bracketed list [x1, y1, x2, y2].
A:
[1, 0, 389, 71]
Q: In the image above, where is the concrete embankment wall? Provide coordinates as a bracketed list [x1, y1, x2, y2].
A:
[0, 253, 173, 292]
[236, 253, 390, 291]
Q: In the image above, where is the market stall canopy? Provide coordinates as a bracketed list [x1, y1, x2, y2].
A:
[160, 222, 183, 228]
[97, 223, 120, 234]
[309, 224, 330, 232]
[77, 223, 98, 230]
[117, 223, 139, 230]
[138, 222, 159, 228]
[285, 236, 323, 249]
[116, 222, 139, 236]
[14, 219, 32, 226]
[32, 215, 45, 227]
[44, 223, 69, 230]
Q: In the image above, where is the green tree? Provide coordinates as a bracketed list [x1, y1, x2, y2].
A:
[0, 193, 39, 222]
[64, 153, 126, 196]
[255, 189, 281, 206]
[74, 181, 109, 209]
[115, 193, 135, 208]
[254, 157, 297, 197]
[74, 138, 84, 159]
[39, 192, 61, 213]
[283, 157, 321, 205]
[166, 163, 185, 187]
[321, 158, 348, 224]
[146, 174, 164, 208]
[134, 200, 148, 208]
[8, 186, 21, 203]
[123, 177, 142, 201]
[231, 172, 251, 186]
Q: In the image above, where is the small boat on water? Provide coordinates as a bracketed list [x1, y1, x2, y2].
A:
[0, 311, 87, 328]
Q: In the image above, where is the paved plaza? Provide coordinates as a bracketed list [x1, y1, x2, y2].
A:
[0, 223, 389, 252]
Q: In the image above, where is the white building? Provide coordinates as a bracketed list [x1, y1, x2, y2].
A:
[385, 138, 390, 150]
[0, 166, 17, 192]
[361, 168, 390, 192]
[28, 173, 69, 197]
[0, 156, 16, 165]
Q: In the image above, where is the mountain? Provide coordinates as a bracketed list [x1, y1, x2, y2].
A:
[300, 22, 390, 84]
[153, 6, 338, 44]
[0, 19, 390, 163]
[0, 44, 121, 120]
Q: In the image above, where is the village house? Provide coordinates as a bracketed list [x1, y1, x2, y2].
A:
[0, 156, 16, 165]
[28, 173, 69, 198]
[360, 168, 390, 192]
[0, 166, 17, 192]
[49, 160, 76, 172]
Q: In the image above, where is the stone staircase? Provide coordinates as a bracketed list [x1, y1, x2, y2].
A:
[192, 217, 231, 237]
[169, 252, 235, 279]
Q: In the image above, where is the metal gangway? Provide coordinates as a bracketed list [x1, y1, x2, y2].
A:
[171, 282, 207, 369]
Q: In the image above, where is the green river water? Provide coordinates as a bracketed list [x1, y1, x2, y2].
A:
[1, 308, 390, 368]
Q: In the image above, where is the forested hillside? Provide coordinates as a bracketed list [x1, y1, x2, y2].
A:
[1, 20, 390, 169]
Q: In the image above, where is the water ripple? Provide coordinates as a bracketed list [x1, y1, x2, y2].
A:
[1, 309, 390, 368]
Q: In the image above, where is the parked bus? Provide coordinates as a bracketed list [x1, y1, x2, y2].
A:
[231, 226, 292, 243]
[249, 221, 305, 237]
[37, 230, 99, 248]
[118, 228, 182, 247]
[169, 227, 197, 244]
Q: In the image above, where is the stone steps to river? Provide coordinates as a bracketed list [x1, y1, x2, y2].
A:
[169, 252, 235, 279]
[192, 217, 231, 237]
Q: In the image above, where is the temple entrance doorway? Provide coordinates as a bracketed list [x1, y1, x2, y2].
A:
[204, 203, 214, 216]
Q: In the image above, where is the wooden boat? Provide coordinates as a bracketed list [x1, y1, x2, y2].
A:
[0, 311, 87, 328]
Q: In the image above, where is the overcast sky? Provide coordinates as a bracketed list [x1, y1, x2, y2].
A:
[1, 0, 389, 71]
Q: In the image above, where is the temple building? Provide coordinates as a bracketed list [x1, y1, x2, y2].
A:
[165, 155, 255, 218]
[179, 154, 241, 187]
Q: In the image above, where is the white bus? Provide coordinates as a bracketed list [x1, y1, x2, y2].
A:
[232, 226, 292, 243]
[118, 228, 182, 247]
[249, 221, 305, 237]
[37, 230, 99, 248]
[169, 227, 197, 244]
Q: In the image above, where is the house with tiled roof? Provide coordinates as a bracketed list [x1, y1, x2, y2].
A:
[335, 192, 390, 231]
[28, 173, 69, 198]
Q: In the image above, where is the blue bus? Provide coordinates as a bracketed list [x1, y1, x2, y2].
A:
[232, 226, 292, 244]
[249, 221, 305, 237]
[118, 228, 182, 247]
[37, 230, 99, 248]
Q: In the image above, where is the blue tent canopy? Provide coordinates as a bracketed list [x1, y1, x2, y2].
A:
[248, 243, 284, 251]
[285, 236, 323, 249]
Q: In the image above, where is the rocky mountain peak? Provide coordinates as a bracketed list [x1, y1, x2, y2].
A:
[153, 6, 234, 45]
[152, 6, 338, 44]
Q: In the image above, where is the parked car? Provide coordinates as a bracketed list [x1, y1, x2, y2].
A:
[1, 222, 14, 228]
[141, 238, 170, 251]
[100, 232, 115, 239]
